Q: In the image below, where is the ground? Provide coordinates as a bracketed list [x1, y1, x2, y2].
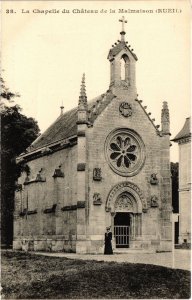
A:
[35, 249, 191, 271]
[1, 250, 191, 299]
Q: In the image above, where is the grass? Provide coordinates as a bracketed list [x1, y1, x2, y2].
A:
[1, 250, 191, 299]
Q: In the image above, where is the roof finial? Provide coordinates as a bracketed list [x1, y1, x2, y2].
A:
[78, 73, 87, 110]
[119, 16, 127, 42]
[60, 101, 64, 116]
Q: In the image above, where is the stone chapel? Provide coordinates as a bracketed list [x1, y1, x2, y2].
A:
[13, 17, 172, 253]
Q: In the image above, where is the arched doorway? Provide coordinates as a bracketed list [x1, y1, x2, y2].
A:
[106, 182, 146, 249]
[113, 191, 141, 248]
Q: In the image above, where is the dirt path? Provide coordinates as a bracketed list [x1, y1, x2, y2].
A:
[34, 249, 191, 271]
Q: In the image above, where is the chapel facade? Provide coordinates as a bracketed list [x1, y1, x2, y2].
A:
[13, 18, 172, 253]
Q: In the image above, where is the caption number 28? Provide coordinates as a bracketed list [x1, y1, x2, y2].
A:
[6, 9, 16, 14]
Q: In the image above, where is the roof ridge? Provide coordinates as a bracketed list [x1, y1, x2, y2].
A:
[26, 92, 112, 152]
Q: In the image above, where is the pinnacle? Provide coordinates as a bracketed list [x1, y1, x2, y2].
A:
[163, 101, 168, 109]
[80, 73, 87, 98]
[78, 73, 87, 109]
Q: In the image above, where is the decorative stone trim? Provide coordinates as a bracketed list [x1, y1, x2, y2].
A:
[76, 120, 89, 125]
[43, 204, 57, 214]
[19, 208, 27, 217]
[36, 173, 46, 182]
[16, 136, 77, 163]
[27, 209, 37, 215]
[53, 168, 64, 178]
[41, 147, 53, 154]
[19, 208, 37, 216]
[24, 176, 30, 184]
[24, 177, 46, 185]
[93, 168, 102, 181]
[119, 102, 132, 117]
[106, 181, 147, 213]
[150, 173, 159, 185]
[15, 184, 22, 191]
[77, 130, 86, 137]
[77, 163, 86, 171]
[77, 201, 85, 208]
[93, 193, 102, 205]
[61, 205, 77, 211]
[151, 195, 158, 207]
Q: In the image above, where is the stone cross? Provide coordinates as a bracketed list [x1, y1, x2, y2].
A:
[119, 16, 127, 32]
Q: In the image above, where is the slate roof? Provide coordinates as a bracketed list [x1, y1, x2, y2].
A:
[26, 91, 115, 153]
[172, 117, 191, 142]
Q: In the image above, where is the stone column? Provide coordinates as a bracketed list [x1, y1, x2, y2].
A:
[76, 74, 89, 253]
[13, 187, 23, 250]
[160, 101, 172, 251]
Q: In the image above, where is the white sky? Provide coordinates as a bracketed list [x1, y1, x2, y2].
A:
[1, 0, 191, 162]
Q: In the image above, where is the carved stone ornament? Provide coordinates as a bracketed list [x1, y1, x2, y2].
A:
[53, 165, 64, 178]
[150, 173, 159, 185]
[106, 181, 148, 213]
[93, 193, 102, 205]
[119, 102, 132, 117]
[151, 195, 159, 207]
[141, 202, 148, 213]
[93, 168, 102, 181]
[15, 184, 22, 192]
[36, 169, 46, 182]
[115, 194, 133, 211]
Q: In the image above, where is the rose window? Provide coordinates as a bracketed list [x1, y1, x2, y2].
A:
[105, 129, 145, 176]
[110, 136, 137, 168]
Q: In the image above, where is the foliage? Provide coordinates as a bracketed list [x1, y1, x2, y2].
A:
[1, 77, 40, 246]
[1, 251, 191, 299]
[0, 76, 20, 102]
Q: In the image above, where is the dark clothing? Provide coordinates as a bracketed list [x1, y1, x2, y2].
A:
[104, 231, 113, 255]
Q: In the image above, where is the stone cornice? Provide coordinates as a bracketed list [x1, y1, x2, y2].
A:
[16, 135, 77, 163]
[178, 187, 191, 192]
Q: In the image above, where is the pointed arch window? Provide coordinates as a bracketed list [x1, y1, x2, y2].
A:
[120, 54, 129, 82]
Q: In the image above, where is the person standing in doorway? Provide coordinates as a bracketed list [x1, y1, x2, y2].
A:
[104, 226, 113, 255]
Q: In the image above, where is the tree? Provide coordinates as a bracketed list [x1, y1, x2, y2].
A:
[1, 77, 40, 247]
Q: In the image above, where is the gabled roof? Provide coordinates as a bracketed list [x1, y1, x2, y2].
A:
[172, 117, 191, 142]
[26, 91, 115, 153]
[108, 41, 138, 61]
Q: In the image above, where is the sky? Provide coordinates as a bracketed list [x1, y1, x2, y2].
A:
[1, 0, 191, 162]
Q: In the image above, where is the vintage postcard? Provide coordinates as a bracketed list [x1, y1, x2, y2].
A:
[1, 0, 191, 299]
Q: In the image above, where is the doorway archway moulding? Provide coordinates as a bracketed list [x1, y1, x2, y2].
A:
[105, 181, 147, 213]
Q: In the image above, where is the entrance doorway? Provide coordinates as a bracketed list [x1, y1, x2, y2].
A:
[114, 213, 130, 248]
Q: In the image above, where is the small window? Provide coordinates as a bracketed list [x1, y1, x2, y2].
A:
[120, 54, 129, 81]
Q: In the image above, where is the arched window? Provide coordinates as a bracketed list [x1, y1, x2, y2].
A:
[120, 54, 129, 81]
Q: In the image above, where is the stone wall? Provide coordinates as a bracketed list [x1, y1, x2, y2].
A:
[13, 145, 78, 252]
